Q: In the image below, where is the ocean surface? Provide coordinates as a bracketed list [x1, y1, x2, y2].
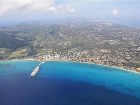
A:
[0, 61, 140, 105]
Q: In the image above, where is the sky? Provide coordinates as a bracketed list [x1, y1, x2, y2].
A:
[0, 0, 140, 26]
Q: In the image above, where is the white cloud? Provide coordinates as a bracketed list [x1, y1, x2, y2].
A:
[0, 0, 76, 16]
[112, 9, 119, 15]
[66, 8, 76, 13]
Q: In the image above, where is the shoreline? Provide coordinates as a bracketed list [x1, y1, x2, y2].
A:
[80, 61, 140, 75]
[48, 60, 140, 75]
[0, 59, 140, 75]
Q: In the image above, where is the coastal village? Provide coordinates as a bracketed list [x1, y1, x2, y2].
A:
[0, 21, 140, 73]
[16, 46, 140, 73]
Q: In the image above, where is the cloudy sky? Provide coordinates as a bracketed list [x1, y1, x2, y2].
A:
[0, 0, 140, 26]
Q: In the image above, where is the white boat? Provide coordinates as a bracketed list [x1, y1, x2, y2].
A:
[30, 62, 45, 77]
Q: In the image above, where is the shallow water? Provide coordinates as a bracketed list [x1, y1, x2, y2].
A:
[0, 61, 140, 105]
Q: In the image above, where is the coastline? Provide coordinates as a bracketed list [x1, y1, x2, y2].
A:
[81, 61, 140, 75]
[1, 59, 140, 75]
[49, 60, 140, 75]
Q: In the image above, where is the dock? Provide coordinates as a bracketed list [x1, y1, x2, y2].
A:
[31, 62, 45, 77]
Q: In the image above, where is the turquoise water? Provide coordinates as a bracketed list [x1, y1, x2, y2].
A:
[40, 61, 140, 98]
[0, 61, 140, 105]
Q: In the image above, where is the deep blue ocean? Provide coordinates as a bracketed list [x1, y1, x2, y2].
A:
[0, 61, 140, 105]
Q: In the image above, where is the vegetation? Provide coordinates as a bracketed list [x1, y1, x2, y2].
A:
[0, 21, 139, 71]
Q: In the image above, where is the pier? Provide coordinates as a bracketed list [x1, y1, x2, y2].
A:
[31, 62, 45, 77]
